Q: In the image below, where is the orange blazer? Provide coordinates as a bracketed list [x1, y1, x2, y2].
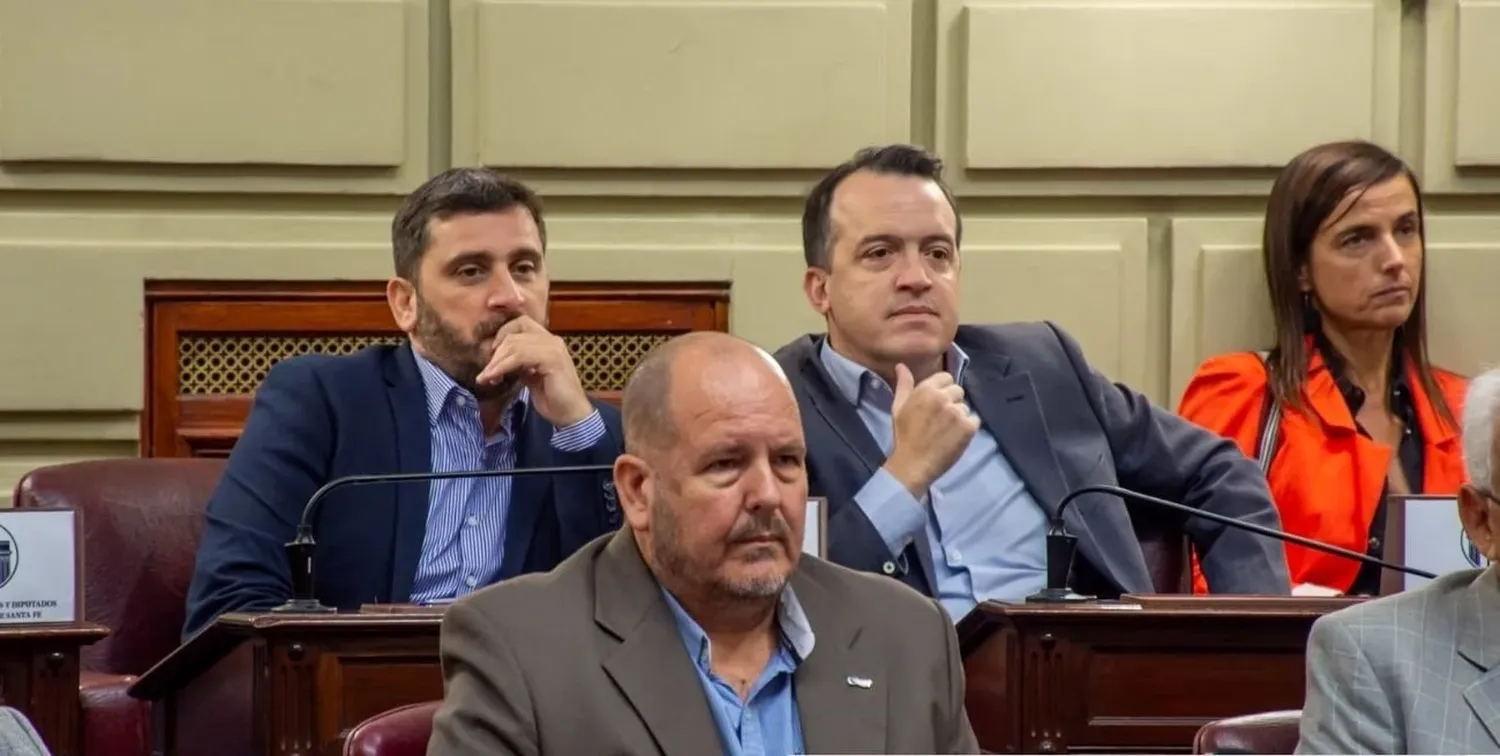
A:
[1178, 349, 1467, 593]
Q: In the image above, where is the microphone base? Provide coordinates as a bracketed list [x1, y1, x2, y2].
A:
[268, 597, 339, 615]
[1025, 587, 1098, 604]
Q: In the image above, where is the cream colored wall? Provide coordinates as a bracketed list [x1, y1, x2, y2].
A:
[1, 0, 1499, 504]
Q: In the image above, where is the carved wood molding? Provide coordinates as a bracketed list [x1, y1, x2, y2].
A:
[143, 280, 730, 458]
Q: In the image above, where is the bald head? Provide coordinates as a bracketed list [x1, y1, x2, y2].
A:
[622, 332, 794, 456]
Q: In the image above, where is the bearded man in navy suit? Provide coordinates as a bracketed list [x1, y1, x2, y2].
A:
[184, 168, 623, 637]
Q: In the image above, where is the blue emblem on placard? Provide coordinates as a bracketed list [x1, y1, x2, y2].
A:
[1462, 529, 1488, 568]
[0, 524, 18, 589]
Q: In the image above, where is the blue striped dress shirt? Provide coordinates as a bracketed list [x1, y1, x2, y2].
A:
[409, 353, 607, 604]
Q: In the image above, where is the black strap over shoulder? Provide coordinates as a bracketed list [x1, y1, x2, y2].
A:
[1253, 351, 1282, 473]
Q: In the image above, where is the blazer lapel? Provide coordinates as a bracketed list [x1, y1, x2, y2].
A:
[794, 341, 941, 583]
[791, 567, 887, 754]
[596, 532, 723, 756]
[386, 344, 433, 602]
[961, 359, 1134, 592]
[1458, 569, 1500, 748]
[498, 403, 550, 577]
[795, 347, 886, 472]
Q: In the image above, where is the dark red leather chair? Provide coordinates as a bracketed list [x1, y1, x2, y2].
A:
[1193, 710, 1302, 754]
[13, 457, 225, 756]
[345, 701, 440, 756]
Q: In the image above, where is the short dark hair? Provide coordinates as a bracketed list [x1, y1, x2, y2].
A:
[800, 144, 962, 268]
[390, 167, 546, 281]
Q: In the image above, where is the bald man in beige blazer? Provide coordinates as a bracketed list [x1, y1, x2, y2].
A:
[427, 332, 978, 756]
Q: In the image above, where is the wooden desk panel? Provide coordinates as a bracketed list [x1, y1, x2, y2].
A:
[959, 596, 1356, 754]
[0, 624, 109, 756]
[136, 611, 443, 756]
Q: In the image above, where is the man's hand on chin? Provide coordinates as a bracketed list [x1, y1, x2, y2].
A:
[476, 316, 594, 427]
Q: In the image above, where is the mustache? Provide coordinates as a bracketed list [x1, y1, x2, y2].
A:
[728, 512, 791, 544]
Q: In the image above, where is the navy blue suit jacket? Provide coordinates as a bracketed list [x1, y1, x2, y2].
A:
[183, 343, 623, 637]
[774, 322, 1291, 606]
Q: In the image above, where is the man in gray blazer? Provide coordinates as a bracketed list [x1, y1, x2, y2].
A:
[427, 331, 979, 756]
[775, 144, 1290, 619]
[1298, 367, 1500, 754]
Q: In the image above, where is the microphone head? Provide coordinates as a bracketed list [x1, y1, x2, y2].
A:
[0, 706, 52, 755]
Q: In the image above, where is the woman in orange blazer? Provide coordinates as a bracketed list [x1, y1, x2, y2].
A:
[1179, 140, 1466, 596]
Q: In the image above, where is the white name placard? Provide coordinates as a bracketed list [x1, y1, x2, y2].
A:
[1395, 495, 1481, 592]
[803, 497, 827, 560]
[0, 508, 78, 624]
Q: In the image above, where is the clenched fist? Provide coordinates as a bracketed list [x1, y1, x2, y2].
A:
[883, 363, 980, 499]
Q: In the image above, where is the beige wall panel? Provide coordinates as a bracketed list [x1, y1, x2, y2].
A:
[0, 208, 395, 412]
[1424, 216, 1500, 377]
[0, 210, 808, 413]
[451, 0, 911, 195]
[1168, 218, 1267, 405]
[1168, 215, 1500, 405]
[541, 214, 823, 350]
[935, 0, 1401, 196]
[0, 0, 431, 194]
[1425, 0, 1500, 192]
[959, 218, 1153, 393]
[0, 442, 137, 508]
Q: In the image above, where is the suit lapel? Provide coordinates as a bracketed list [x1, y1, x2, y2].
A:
[499, 403, 550, 577]
[386, 344, 433, 602]
[795, 348, 886, 472]
[792, 565, 886, 754]
[1458, 569, 1500, 748]
[596, 532, 723, 756]
[795, 342, 940, 582]
[961, 358, 1145, 592]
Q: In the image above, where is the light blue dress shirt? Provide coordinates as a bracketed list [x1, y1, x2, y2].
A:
[819, 340, 1050, 620]
[662, 586, 815, 756]
[408, 353, 606, 604]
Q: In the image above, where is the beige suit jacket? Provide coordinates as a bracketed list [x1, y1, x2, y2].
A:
[1298, 566, 1500, 754]
[426, 529, 979, 755]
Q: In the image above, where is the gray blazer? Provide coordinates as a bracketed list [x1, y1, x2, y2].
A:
[1298, 567, 1500, 754]
[426, 529, 980, 755]
[774, 322, 1291, 599]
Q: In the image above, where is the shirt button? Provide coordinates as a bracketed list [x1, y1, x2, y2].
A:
[466, 515, 477, 527]
[465, 575, 478, 588]
[881, 561, 897, 575]
[951, 549, 963, 564]
[1368, 536, 1382, 553]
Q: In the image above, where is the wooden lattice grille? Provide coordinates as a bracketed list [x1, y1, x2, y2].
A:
[176, 332, 674, 395]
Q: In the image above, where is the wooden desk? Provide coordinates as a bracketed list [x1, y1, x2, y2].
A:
[959, 595, 1358, 754]
[130, 610, 443, 756]
[0, 623, 109, 756]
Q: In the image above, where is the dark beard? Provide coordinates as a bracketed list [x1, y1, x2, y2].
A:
[413, 295, 521, 401]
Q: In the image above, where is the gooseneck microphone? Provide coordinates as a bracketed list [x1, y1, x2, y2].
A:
[272, 463, 616, 614]
[1025, 483, 1438, 604]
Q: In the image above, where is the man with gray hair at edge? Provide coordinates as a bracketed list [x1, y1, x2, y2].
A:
[426, 331, 978, 756]
[1297, 367, 1500, 754]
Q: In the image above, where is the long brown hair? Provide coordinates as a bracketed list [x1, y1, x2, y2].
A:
[1261, 140, 1456, 431]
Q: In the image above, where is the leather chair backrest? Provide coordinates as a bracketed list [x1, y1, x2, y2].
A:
[12, 458, 225, 675]
[344, 701, 439, 756]
[1132, 508, 1191, 593]
[1193, 710, 1302, 754]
